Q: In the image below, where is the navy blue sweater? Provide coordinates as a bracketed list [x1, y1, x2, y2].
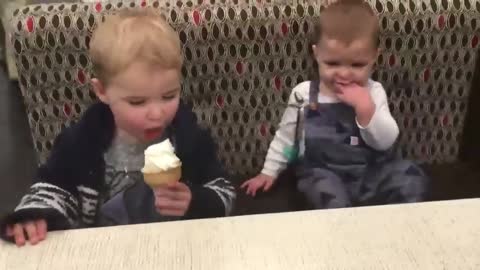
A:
[1, 101, 235, 241]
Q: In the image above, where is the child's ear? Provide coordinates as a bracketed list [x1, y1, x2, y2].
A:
[370, 47, 381, 66]
[375, 47, 382, 61]
[91, 78, 108, 104]
[312, 44, 320, 61]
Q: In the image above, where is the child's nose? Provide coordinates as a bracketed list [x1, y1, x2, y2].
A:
[147, 105, 163, 120]
[335, 67, 351, 81]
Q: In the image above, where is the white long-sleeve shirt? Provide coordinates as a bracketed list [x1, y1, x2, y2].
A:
[261, 80, 399, 179]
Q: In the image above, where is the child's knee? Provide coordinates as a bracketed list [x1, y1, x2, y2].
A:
[391, 160, 429, 201]
[296, 169, 351, 209]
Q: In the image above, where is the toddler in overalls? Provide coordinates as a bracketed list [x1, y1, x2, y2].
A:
[242, 0, 429, 208]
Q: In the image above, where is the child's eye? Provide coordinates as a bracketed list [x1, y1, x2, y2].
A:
[162, 95, 176, 101]
[128, 99, 146, 106]
[162, 92, 179, 101]
[324, 61, 340, 66]
[352, 63, 367, 68]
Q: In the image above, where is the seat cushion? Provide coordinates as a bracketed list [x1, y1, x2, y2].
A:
[7, 0, 480, 177]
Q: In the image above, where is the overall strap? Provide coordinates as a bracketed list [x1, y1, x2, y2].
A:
[308, 80, 320, 111]
[285, 89, 305, 163]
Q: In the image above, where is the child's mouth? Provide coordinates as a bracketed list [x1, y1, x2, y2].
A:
[335, 81, 351, 87]
[144, 127, 163, 141]
[333, 81, 351, 93]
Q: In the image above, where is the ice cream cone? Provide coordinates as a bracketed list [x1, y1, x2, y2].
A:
[143, 166, 181, 187]
[142, 139, 182, 187]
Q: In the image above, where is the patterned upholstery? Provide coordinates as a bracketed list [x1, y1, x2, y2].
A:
[6, 0, 480, 177]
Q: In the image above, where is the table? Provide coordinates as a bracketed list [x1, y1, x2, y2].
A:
[1, 199, 479, 269]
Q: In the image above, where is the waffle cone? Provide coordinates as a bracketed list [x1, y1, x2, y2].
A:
[143, 166, 181, 187]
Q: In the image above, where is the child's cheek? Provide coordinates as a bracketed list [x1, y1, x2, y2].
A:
[322, 71, 335, 86]
[319, 68, 328, 81]
[357, 72, 370, 87]
[124, 108, 148, 130]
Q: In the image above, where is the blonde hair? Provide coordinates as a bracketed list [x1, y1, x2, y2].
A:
[89, 8, 182, 85]
[314, 0, 380, 48]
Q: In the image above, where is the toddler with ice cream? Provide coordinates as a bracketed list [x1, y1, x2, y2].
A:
[0, 9, 235, 247]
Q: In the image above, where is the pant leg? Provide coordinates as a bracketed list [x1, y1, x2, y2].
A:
[123, 181, 179, 224]
[97, 191, 130, 226]
[97, 181, 176, 227]
[360, 159, 429, 205]
[296, 165, 351, 209]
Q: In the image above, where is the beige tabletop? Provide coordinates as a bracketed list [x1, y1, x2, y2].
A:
[1, 199, 479, 270]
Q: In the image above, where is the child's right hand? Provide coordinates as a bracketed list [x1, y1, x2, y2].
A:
[5, 219, 47, 247]
[241, 174, 275, 197]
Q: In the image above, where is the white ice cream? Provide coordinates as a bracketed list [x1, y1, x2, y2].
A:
[141, 139, 181, 173]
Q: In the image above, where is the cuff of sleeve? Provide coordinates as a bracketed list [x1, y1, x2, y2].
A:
[262, 158, 285, 179]
[0, 208, 71, 244]
[355, 104, 380, 130]
[185, 186, 225, 219]
[261, 167, 280, 179]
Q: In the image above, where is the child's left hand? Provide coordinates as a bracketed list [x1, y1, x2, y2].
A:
[153, 182, 192, 216]
[334, 82, 375, 126]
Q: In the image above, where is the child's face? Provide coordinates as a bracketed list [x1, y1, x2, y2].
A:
[312, 37, 379, 93]
[93, 61, 181, 143]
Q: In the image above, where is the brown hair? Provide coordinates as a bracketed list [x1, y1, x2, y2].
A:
[313, 0, 380, 48]
[89, 8, 182, 85]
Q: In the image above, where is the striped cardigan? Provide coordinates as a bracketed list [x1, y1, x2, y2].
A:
[1, 101, 236, 241]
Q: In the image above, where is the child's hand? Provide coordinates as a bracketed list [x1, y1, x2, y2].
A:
[334, 82, 372, 109]
[334, 82, 375, 126]
[241, 174, 275, 197]
[153, 182, 192, 216]
[5, 219, 47, 247]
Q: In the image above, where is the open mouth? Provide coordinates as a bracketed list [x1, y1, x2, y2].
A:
[144, 127, 163, 141]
